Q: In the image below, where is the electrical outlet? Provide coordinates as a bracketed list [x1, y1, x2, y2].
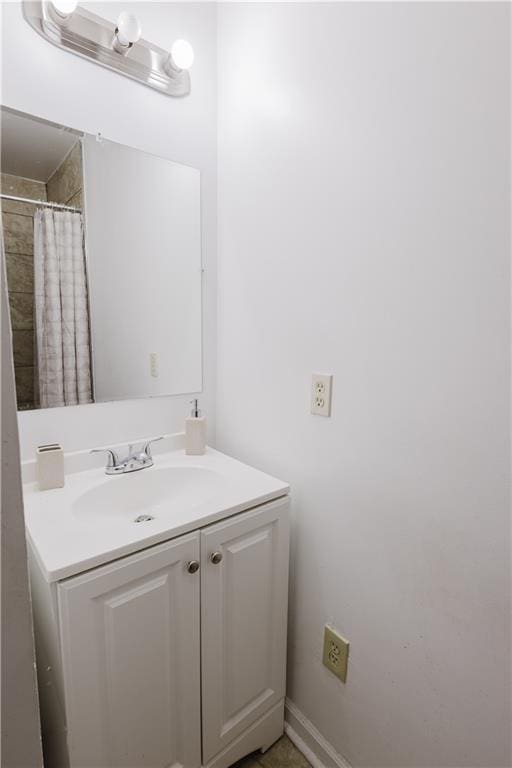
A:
[311, 374, 332, 416]
[150, 352, 159, 378]
[322, 625, 349, 682]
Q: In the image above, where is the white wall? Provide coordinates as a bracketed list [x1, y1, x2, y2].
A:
[217, 4, 511, 767]
[1, 1, 217, 459]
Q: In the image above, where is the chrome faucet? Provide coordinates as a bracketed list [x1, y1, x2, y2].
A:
[91, 437, 164, 475]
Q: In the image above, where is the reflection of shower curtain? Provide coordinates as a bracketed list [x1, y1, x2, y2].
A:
[34, 210, 92, 408]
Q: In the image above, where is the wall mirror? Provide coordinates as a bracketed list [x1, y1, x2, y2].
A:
[0, 107, 202, 411]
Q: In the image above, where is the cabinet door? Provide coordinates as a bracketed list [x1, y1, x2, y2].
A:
[58, 532, 201, 768]
[201, 497, 290, 763]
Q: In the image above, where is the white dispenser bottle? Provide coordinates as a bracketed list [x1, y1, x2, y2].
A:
[185, 399, 206, 455]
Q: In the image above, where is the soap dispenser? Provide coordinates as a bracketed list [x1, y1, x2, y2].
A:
[185, 399, 206, 455]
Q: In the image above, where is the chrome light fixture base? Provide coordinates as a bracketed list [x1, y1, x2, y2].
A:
[22, 1, 191, 97]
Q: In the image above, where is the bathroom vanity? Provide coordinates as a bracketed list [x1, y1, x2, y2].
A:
[24, 446, 290, 768]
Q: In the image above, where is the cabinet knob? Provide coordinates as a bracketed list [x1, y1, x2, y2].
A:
[187, 560, 200, 574]
[210, 552, 223, 565]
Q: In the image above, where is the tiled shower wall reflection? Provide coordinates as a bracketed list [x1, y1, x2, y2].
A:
[46, 142, 83, 211]
[1, 142, 83, 409]
[1, 174, 46, 409]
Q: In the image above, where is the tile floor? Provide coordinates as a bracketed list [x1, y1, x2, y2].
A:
[231, 735, 311, 768]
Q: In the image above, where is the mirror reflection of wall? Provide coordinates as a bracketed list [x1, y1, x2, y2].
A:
[1, 107, 203, 411]
[84, 135, 202, 402]
[1, 110, 89, 410]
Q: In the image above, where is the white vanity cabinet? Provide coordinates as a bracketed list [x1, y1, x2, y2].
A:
[31, 495, 290, 768]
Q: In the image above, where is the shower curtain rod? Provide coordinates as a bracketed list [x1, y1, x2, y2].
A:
[0, 193, 81, 213]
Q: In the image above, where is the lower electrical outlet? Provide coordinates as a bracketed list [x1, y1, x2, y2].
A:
[322, 625, 349, 682]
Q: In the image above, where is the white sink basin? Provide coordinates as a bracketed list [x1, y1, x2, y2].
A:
[72, 467, 225, 522]
[23, 447, 289, 582]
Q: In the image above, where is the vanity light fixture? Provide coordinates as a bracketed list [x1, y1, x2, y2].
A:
[23, 1, 192, 97]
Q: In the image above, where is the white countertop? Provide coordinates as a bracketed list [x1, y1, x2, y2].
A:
[24, 447, 289, 582]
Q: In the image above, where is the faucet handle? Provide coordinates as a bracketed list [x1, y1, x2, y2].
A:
[90, 447, 119, 468]
[142, 436, 164, 458]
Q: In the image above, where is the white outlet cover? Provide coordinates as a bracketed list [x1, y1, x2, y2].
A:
[150, 352, 159, 378]
[311, 374, 333, 417]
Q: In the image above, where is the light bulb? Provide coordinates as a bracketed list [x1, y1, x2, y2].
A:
[170, 39, 194, 70]
[50, 0, 77, 18]
[115, 12, 141, 48]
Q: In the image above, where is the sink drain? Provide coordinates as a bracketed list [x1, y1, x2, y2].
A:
[133, 514, 155, 523]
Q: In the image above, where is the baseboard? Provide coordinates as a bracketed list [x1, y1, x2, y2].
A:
[285, 698, 351, 768]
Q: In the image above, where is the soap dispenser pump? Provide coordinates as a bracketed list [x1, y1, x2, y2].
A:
[185, 398, 206, 455]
